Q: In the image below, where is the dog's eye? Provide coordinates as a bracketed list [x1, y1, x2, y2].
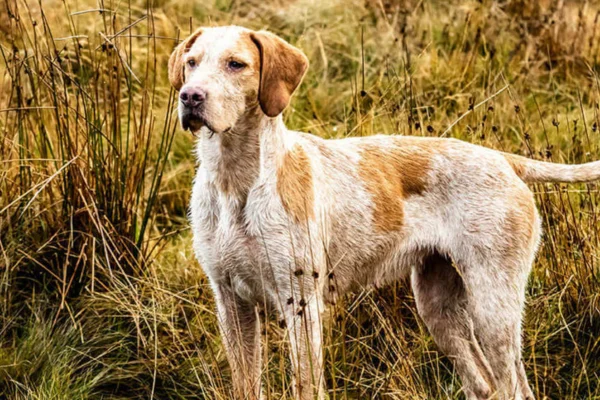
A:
[187, 59, 196, 68]
[228, 60, 246, 71]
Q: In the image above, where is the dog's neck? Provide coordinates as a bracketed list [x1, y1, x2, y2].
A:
[196, 109, 286, 204]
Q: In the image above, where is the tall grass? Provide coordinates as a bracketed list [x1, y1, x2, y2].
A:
[0, 0, 599, 398]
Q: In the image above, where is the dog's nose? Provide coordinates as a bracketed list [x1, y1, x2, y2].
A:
[180, 87, 207, 108]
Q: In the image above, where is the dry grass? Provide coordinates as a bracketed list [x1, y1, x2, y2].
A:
[1, 0, 599, 398]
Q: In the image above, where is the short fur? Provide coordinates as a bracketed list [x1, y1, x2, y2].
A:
[168, 25, 600, 400]
[251, 31, 309, 117]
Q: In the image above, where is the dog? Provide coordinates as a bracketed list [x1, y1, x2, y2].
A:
[167, 25, 600, 400]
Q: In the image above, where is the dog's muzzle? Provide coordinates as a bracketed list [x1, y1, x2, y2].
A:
[179, 87, 209, 132]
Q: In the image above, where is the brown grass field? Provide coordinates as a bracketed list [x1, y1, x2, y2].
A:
[1, 0, 599, 398]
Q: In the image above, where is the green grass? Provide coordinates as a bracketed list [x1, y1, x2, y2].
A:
[1, 0, 599, 398]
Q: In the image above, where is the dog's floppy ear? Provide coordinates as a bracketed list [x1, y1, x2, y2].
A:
[168, 28, 203, 90]
[250, 31, 309, 118]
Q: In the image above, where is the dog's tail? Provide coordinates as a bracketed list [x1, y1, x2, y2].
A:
[504, 153, 600, 183]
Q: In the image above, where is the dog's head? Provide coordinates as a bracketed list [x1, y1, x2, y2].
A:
[168, 26, 309, 134]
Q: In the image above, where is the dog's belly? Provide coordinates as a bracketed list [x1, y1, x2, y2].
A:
[323, 225, 424, 303]
[318, 182, 443, 303]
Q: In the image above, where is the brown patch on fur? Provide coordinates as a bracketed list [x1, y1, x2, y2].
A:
[315, 140, 336, 161]
[250, 31, 309, 117]
[277, 145, 314, 223]
[358, 139, 435, 232]
[234, 33, 262, 110]
[234, 33, 261, 70]
[504, 154, 526, 180]
[168, 28, 203, 90]
[503, 189, 536, 257]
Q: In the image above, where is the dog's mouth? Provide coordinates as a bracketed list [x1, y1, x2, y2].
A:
[181, 112, 231, 137]
[182, 113, 213, 134]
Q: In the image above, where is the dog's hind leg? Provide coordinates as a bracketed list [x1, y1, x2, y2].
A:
[462, 259, 532, 400]
[463, 207, 538, 400]
[411, 252, 497, 400]
[462, 243, 538, 400]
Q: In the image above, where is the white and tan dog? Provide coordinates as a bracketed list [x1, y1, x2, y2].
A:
[168, 25, 600, 400]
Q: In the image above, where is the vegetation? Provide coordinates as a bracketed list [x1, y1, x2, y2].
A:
[1, 0, 599, 398]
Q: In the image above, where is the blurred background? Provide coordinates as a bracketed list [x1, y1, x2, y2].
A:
[1, 0, 599, 398]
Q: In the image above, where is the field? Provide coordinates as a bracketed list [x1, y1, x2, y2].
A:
[1, 0, 600, 398]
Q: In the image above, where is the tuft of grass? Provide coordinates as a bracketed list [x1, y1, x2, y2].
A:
[1, 0, 599, 398]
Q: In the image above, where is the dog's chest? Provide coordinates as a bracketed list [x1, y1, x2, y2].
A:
[190, 177, 273, 299]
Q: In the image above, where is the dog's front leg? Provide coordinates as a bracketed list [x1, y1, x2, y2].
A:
[281, 294, 325, 400]
[213, 283, 263, 400]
